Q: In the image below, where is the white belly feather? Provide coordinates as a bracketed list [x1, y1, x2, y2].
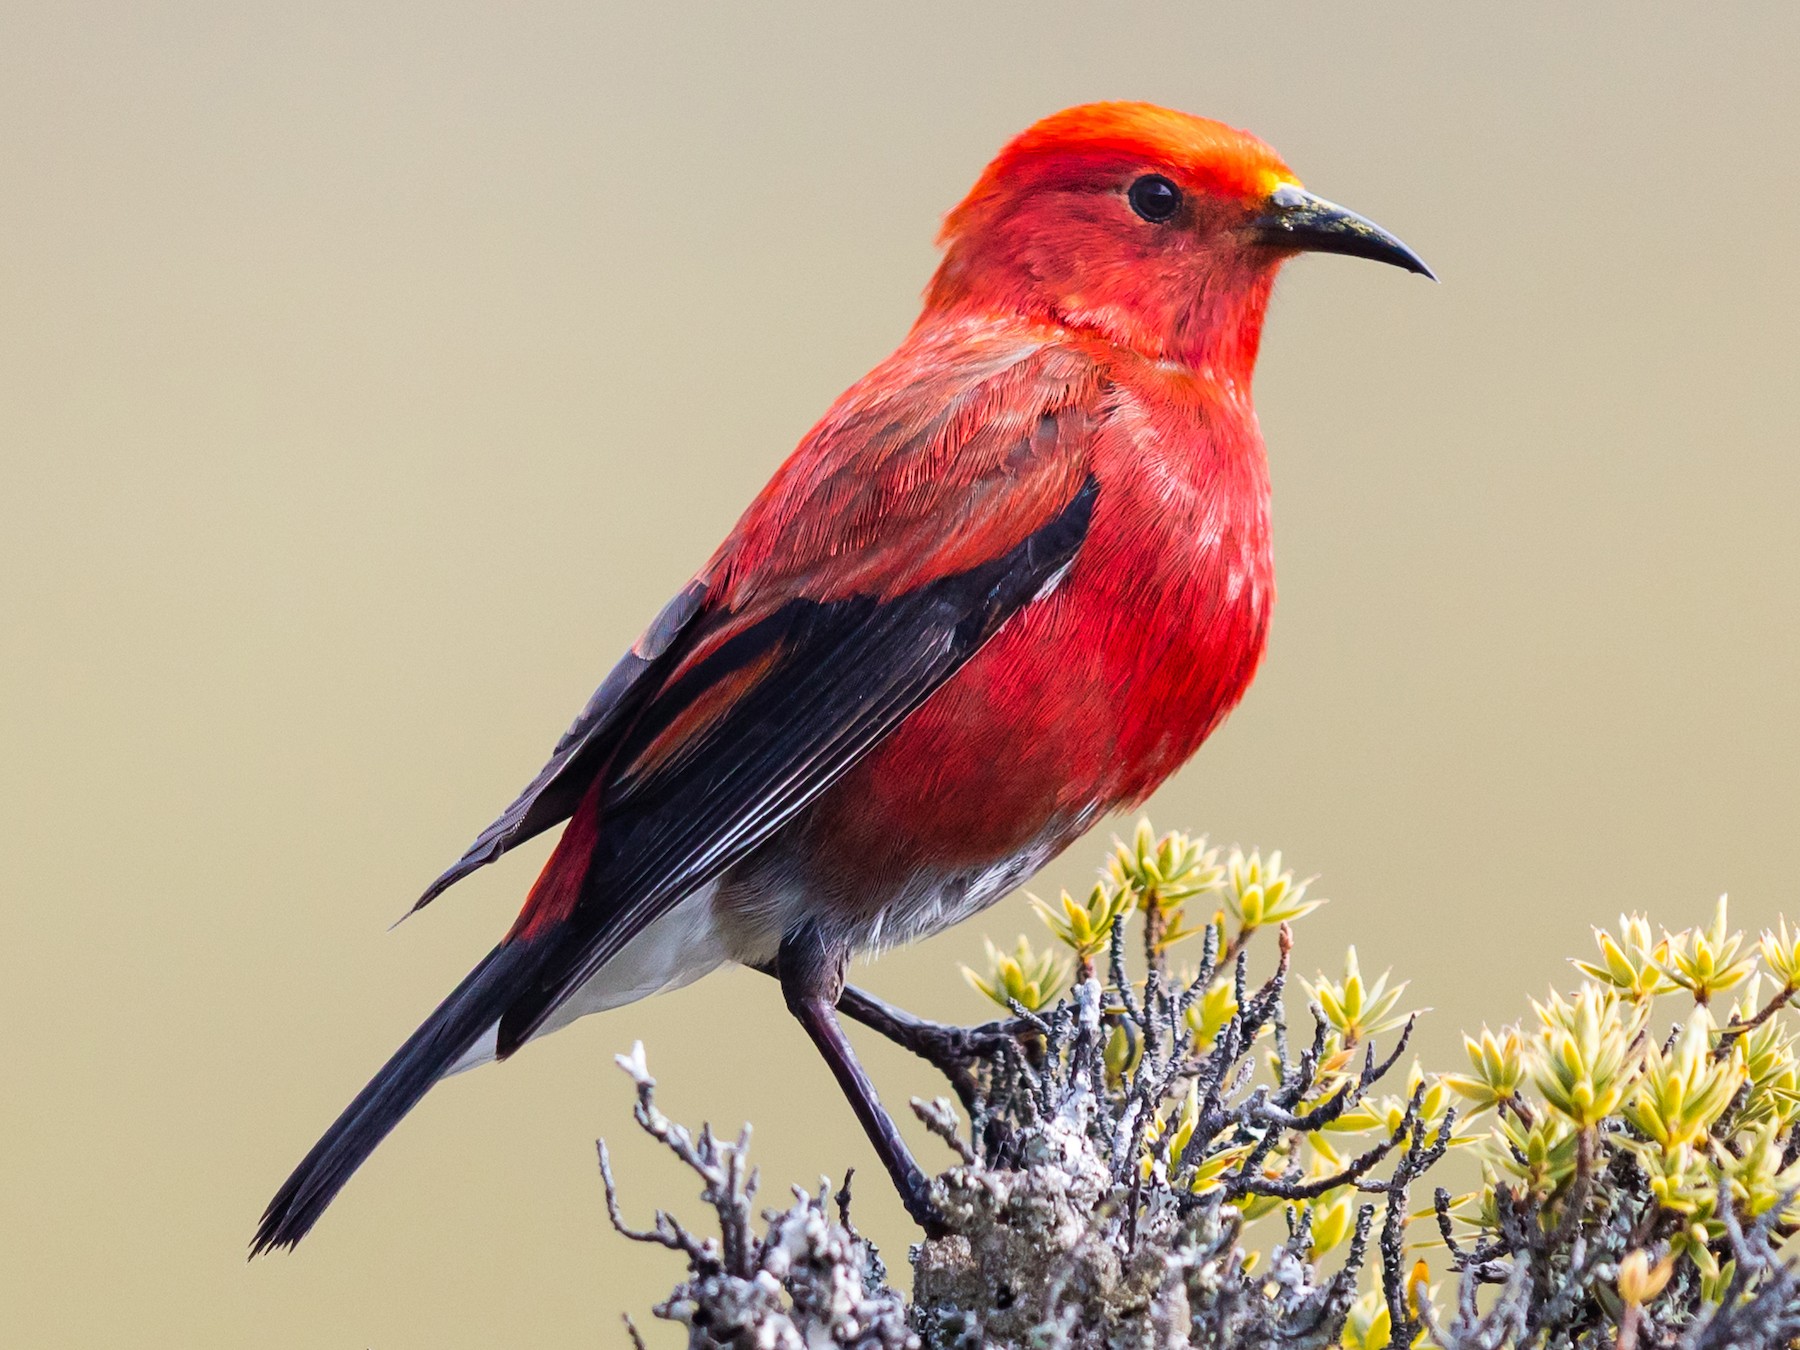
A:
[443, 881, 730, 1076]
[443, 815, 1087, 1078]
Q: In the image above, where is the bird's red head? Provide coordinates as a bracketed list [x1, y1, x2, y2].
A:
[925, 102, 1430, 374]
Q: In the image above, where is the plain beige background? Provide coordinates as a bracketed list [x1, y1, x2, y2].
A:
[4, 3, 1798, 1346]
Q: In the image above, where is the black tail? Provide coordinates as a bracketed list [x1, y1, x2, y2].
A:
[251, 942, 532, 1255]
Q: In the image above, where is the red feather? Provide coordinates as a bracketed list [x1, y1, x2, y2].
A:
[507, 779, 603, 941]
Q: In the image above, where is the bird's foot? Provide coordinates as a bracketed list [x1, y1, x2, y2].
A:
[896, 1165, 951, 1240]
[835, 984, 1026, 1073]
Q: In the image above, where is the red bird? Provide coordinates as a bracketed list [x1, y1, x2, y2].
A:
[254, 101, 1430, 1252]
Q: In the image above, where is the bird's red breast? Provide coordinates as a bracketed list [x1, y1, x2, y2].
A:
[764, 314, 1274, 907]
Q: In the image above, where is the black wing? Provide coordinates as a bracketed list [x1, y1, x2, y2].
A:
[493, 474, 1098, 1054]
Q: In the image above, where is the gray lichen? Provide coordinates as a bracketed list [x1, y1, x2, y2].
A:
[599, 829, 1800, 1350]
[603, 926, 1431, 1346]
[602, 1043, 913, 1350]
[903, 970, 1430, 1350]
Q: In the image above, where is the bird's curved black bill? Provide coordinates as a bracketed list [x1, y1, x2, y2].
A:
[1251, 183, 1435, 280]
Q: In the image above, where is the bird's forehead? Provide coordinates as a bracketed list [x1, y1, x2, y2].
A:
[994, 102, 1297, 200]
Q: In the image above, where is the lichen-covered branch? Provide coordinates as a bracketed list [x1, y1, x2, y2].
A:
[599, 829, 1800, 1350]
[602, 1043, 913, 1350]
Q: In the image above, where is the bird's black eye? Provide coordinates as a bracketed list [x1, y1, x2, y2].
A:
[1127, 174, 1182, 223]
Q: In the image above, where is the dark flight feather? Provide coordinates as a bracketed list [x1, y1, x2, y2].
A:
[250, 476, 1096, 1254]
[494, 475, 1098, 1053]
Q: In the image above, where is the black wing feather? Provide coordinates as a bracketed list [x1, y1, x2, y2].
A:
[252, 478, 1095, 1256]
[494, 474, 1098, 1054]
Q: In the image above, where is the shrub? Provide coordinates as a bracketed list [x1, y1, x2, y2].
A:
[601, 825, 1800, 1350]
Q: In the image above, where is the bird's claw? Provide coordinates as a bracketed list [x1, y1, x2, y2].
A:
[898, 1170, 952, 1239]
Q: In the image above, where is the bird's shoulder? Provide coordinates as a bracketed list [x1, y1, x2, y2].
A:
[704, 317, 1112, 609]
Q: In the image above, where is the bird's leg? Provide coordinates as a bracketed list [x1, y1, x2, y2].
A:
[776, 925, 949, 1237]
[834, 984, 974, 1056]
[753, 964, 1015, 1107]
[755, 962, 1018, 1066]
[830, 985, 994, 1108]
